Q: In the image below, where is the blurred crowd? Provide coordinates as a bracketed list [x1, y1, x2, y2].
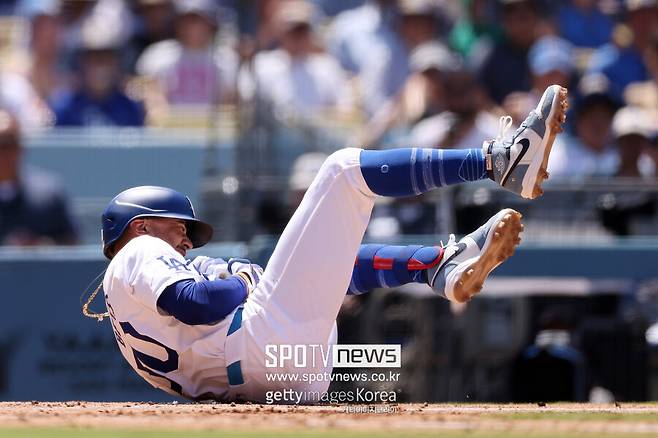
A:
[1, 0, 658, 245]
[0, 0, 655, 169]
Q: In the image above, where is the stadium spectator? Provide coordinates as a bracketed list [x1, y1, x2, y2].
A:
[239, 0, 352, 115]
[12, 0, 69, 109]
[449, 0, 502, 61]
[624, 30, 658, 112]
[503, 35, 575, 125]
[477, 0, 544, 105]
[528, 36, 574, 98]
[0, 71, 51, 131]
[557, 0, 614, 48]
[0, 111, 77, 245]
[586, 0, 658, 102]
[328, 0, 409, 115]
[397, 0, 442, 51]
[53, 14, 145, 127]
[128, 0, 176, 72]
[235, 0, 295, 53]
[512, 306, 587, 402]
[313, 0, 365, 16]
[58, 0, 134, 71]
[407, 42, 498, 150]
[612, 106, 655, 177]
[548, 80, 619, 178]
[135, 0, 238, 107]
[355, 41, 449, 149]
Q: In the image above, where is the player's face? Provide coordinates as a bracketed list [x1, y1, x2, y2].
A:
[143, 218, 193, 257]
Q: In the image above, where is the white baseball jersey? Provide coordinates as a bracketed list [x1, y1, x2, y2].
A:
[103, 234, 242, 400]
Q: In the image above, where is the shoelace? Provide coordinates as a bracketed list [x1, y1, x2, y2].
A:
[440, 233, 457, 248]
[495, 115, 513, 143]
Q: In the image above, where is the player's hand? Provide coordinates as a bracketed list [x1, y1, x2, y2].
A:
[189, 256, 230, 279]
[227, 258, 264, 294]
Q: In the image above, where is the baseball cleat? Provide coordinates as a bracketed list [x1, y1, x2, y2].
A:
[484, 85, 568, 199]
[428, 208, 523, 303]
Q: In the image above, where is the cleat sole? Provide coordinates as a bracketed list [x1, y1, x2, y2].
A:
[528, 85, 568, 199]
[452, 209, 523, 303]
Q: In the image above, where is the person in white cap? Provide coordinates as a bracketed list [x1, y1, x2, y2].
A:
[612, 106, 655, 177]
[239, 0, 352, 117]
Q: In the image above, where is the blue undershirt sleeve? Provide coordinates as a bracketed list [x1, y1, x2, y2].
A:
[157, 277, 248, 325]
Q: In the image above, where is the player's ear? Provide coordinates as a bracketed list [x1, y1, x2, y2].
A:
[131, 219, 149, 236]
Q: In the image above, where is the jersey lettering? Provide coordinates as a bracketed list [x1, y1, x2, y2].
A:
[119, 321, 182, 395]
[157, 256, 191, 272]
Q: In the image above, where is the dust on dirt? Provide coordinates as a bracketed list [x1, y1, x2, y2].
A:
[2, 402, 658, 434]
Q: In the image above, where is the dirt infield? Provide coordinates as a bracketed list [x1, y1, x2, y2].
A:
[2, 402, 658, 435]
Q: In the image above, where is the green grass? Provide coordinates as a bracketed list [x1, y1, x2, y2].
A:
[0, 430, 657, 438]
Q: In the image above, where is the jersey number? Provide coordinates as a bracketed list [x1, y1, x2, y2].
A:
[119, 322, 183, 395]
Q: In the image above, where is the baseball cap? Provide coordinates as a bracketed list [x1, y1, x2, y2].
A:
[528, 36, 574, 76]
[398, 0, 439, 16]
[174, 0, 219, 26]
[410, 41, 463, 73]
[575, 73, 620, 116]
[274, 1, 317, 30]
[612, 106, 652, 139]
[79, 12, 124, 52]
[625, 0, 658, 11]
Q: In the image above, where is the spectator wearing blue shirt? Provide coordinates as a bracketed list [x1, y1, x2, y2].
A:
[557, 0, 614, 48]
[54, 14, 145, 127]
[478, 0, 543, 105]
[586, 0, 658, 102]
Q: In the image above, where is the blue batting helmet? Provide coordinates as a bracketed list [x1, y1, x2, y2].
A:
[101, 186, 213, 259]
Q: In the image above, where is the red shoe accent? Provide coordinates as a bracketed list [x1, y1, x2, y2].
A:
[407, 246, 444, 270]
[373, 255, 394, 270]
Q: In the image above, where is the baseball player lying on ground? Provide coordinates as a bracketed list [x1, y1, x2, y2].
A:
[86, 85, 568, 403]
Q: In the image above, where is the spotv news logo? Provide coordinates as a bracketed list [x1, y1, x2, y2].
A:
[265, 344, 401, 368]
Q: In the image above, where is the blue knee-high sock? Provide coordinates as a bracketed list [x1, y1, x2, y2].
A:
[348, 244, 444, 295]
[360, 148, 487, 197]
